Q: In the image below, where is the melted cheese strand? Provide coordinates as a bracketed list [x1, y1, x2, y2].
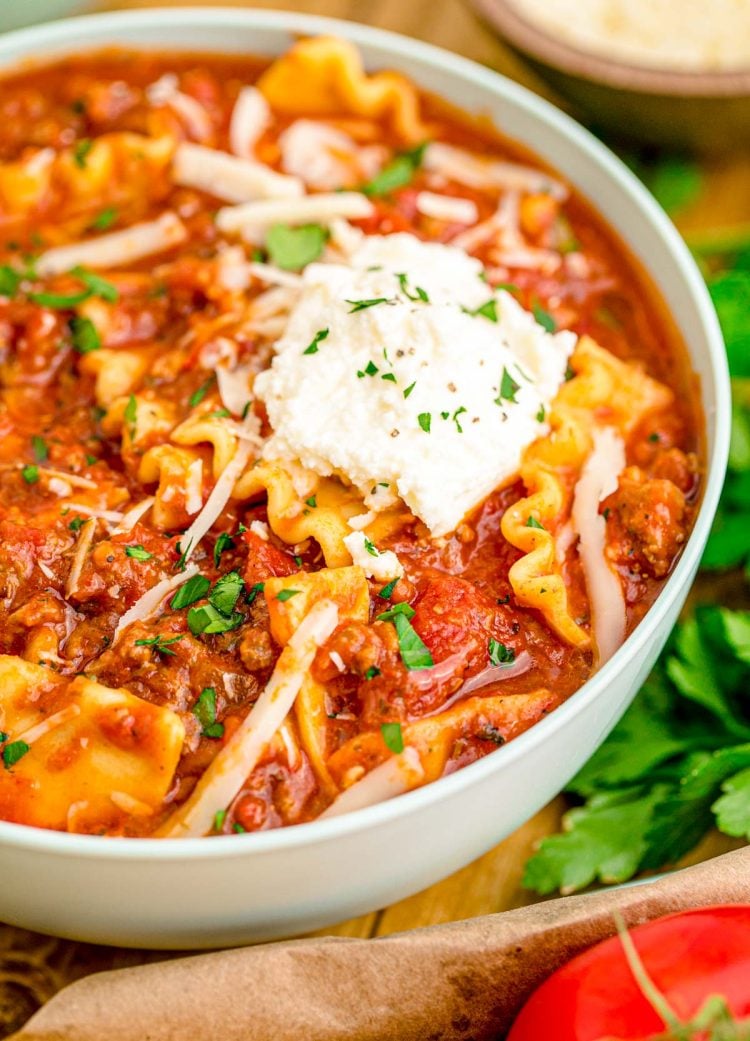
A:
[159, 598, 339, 838]
[571, 427, 627, 666]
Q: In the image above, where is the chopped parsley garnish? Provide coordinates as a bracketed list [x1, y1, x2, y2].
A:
[31, 435, 48, 462]
[0, 266, 20, 297]
[134, 634, 184, 657]
[526, 516, 545, 530]
[90, 207, 118, 231]
[381, 722, 404, 754]
[31, 287, 90, 309]
[403, 381, 416, 400]
[497, 367, 521, 405]
[21, 464, 39, 484]
[188, 377, 214, 408]
[357, 360, 379, 378]
[213, 809, 227, 831]
[245, 581, 265, 605]
[187, 604, 244, 635]
[377, 602, 433, 671]
[124, 394, 137, 435]
[2, 740, 29, 770]
[192, 687, 225, 740]
[266, 223, 327, 270]
[533, 303, 557, 332]
[361, 141, 428, 196]
[347, 297, 390, 313]
[305, 495, 317, 508]
[170, 574, 211, 610]
[232, 822, 246, 834]
[303, 327, 329, 355]
[72, 266, 118, 302]
[452, 406, 467, 433]
[69, 316, 101, 354]
[381, 372, 397, 383]
[275, 588, 301, 602]
[365, 666, 381, 680]
[209, 571, 245, 616]
[363, 538, 378, 557]
[68, 516, 85, 532]
[488, 638, 515, 666]
[417, 412, 431, 433]
[465, 298, 498, 322]
[396, 272, 429, 303]
[125, 545, 153, 562]
[378, 578, 399, 600]
[213, 532, 235, 567]
[206, 408, 231, 419]
[536, 405, 546, 423]
[73, 138, 93, 168]
[174, 538, 193, 572]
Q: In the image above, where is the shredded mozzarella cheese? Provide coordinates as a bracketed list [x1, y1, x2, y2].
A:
[571, 427, 627, 666]
[173, 142, 303, 203]
[216, 192, 374, 238]
[415, 191, 478, 225]
[36, 213, 187, 276]
[343, 531, 403, 582]
[319, 747, 424, 818]
[229, 85, 271, 159]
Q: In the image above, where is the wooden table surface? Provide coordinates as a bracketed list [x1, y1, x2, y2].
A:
[0, 0, 746, 1033]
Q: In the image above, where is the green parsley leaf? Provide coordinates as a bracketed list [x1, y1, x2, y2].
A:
[536, 405, 546, 423]
[365, 666, 381, 680]
[403, 381, 416, 399]
[381, 722, 404, 754]
[396, 272, 429, 303]
[305, 495, 317, 509]
[303, 327, 329, 355]
[209, 571, 245, 616]
[378, 578, 399, 600]
[68, 516, 85, 532]
[363, 537, 378, 557]
[21, 464, 39, 484]
[378, 603, 433, 671]
[125, 545, 153, 562]
[525, 516, 545, 530]
[213, 532, 235, 567]
[361, 142, 427, 196]
[170, 574, 211, 610]
[2, 740, 30, 770]
[488, 639, 515, 666]
[497, 367, 521, 405]
[452, 406, 467, 433]
[532, 303, 556, 332]
[245, 581, 265, 605]
[417, 412, 431, 433]
[187, 604, 244, 635]
[0, 265, 20, 297]
[124, 394, 137, 434]
[188, 377, 214, 408]
[266, 223, 327, 270]
[346, 297, 390, 313]
[30, 287, 90, 309]
[232, 822, 246, 834]
[134, 634, 184, 657]
[69, 316, 101, 354]
[31, 435, 48, 462]
[213, 808, 227, 831]
[73, 138, 93, 168]
[72, 266, 118, 303]
[90, 207, 118, 231]
[645, 156, 703, 216]
[713, 766, 750, 839]
[465, 298, 498, 322]
[276, 588, 301, 602]
[192, 687, 225, 739]
[381, 372, 397, 383]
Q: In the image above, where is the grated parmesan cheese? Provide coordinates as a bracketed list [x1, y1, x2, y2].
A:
[37, 213, 187, 276]
[343, 531, 403, 582]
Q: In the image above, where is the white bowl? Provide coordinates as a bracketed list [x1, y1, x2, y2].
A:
[0, 7, 729, 949]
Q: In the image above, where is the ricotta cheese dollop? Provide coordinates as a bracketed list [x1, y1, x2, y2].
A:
[254, 233, 575, 536]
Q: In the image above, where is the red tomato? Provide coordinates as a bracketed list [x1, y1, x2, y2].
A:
[508, 906, 750, 1041]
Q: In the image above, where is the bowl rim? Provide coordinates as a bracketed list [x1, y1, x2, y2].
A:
[0, 5, 731, 862]
[471, 0, 750, 97]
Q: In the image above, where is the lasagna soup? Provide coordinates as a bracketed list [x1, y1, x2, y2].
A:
[0, 38, 700, 837]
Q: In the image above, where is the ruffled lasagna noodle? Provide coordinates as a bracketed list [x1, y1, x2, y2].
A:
[0, 37, 700, 837]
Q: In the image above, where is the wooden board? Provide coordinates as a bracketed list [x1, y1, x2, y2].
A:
[0, 1, 747, 1034]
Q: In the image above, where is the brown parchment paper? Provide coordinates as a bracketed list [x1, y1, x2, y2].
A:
[10, 846, 750, 1041]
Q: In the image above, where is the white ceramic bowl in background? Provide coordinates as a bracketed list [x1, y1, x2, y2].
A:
[0, 8, 730, 949]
